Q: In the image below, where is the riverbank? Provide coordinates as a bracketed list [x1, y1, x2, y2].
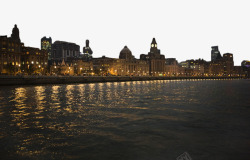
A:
[0, 75, 246, 86]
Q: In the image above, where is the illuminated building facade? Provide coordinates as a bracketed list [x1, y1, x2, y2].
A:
[140, 38, 165, 76]
[0, 25, 247, 77]
[0, 25, 48, 75]
[209, 53, 234, 76]
[0, 25, 24, 74]
[191, 59, 208, 76]
[72, 60, 93, 75]
[116, 46, 149, 76]
[52, 41, 80, 61]
[223, 53, 234, 75]
[21, 47, 48, 74]
[41, 37, 52, 60]
[92, 56, 116, 76]
[165, 58, 184, 76]
[178, 59, 208, 76]
[91, 46, 150, 76]
[117, 46, 138, 76]
[50, 59, 74, 75]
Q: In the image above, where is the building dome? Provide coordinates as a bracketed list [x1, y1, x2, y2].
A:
[119, 46, 133, 59]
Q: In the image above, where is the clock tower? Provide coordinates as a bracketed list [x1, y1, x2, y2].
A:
[140, 38, 165, 76]
[150, 38, 158, 54]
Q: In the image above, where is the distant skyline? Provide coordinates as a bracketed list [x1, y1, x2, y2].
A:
[1, 0, 249, 65]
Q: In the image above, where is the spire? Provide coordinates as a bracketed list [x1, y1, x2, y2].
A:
[11, 24, 20, 42]
[61, 59, 65, 66]
[151, 38, 157, 44]
[86, 39, 89, 47]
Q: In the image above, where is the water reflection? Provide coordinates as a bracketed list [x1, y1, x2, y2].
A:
[12, 87, 29, 129]
[34, 86, 46, 117]
[0, 80, 249, 160]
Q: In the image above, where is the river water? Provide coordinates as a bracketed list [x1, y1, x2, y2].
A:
[0, 79, 249, 160]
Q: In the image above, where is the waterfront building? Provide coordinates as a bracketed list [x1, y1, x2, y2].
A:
[178, 59, 208, 76]
[41, 37, 52, 60]
[208, 53, 234, 76]
[192, 59, 209, 76]
[50, 59, 74, 75]
[165, 58, 183, 76]
[0, 25, 246, 77]
[140, 38, 165, 76]
[51, 59, 93, 76]
[91, 47, 150, 77]
[0, 25, 24, 75]
[116, 46, 149, 76]
[223, 53, 234, 75]
[179, 61, 188, 68]
[72, 60, 93, 75]
[211, 46, 222, 61]
[52, 41, 80, 62]
[118, 46, 138, 76]
[21, 47, 48, 74]
[209, 61, 224, 76]
[0, 25, 49, 75]
[92, 56, 116, 76]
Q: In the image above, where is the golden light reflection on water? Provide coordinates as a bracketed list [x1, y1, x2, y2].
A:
[77, 84, 85, 103]
[51, 85, 61, 113]
[14, 87, 27, 108]
[96, 83, 104, 103]
[51, 85, 59, 102]
[104, 83, 113, 101]
[12, 87, 29, 128]
[1, 80, 248, 159]
[120, 82, 125, 86]
[34, 86, 46, 116]
[66, 85, 74, 102]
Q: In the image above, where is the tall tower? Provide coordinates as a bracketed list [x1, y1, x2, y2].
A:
[145, 38, 165, 76]
[223, 53, 234, 75]
[41, 37, 52, 60]
[211, 46, 222, 61]
[11, 24, 20, 42]
[150, 38, 159, 54]
[83, 39, 93, 60]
